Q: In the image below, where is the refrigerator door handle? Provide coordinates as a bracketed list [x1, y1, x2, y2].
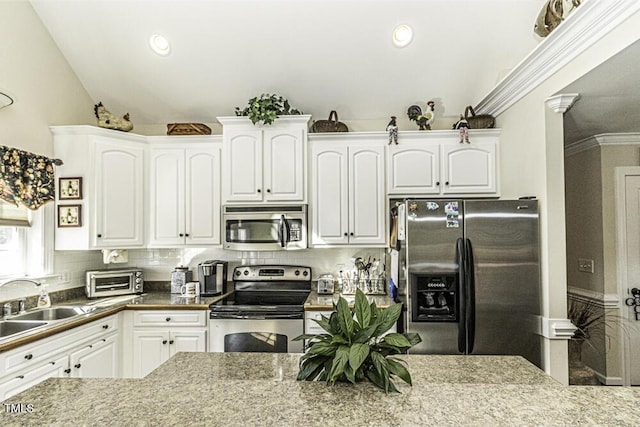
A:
[456, 237, 466, 354]
[465, 238, 476, 354]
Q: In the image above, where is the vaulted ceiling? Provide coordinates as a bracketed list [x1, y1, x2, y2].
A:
[30, 0, 547, 131]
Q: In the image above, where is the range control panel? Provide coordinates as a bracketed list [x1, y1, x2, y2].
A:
[233, 265, 311, 282]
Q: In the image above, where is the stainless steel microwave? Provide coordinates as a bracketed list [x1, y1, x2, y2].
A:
[85, 268, 144, 298]
[222, 205, 307, 251]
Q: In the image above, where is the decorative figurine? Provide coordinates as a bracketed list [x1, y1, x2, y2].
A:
[94, 102, 133, 132]
[453, 114, 470, 144]
[387, 116, 398, 144]
[407, 100, 435, 130]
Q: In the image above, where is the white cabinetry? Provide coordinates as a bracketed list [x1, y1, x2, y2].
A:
[148, 139, 222, 246]
[123, 310, 207, 378]
[310, 136, 385, 246]
[218, 116, 311, 204]
[387, 130, 499, 196]
[0, 315, 120, 400]
[52, 126, 146, 249]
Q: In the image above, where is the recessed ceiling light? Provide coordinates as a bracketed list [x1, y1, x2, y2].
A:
[393, 24, 413, 48]
[149, 34, 171, 56]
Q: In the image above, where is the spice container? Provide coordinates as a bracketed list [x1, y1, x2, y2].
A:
[171, 266, 192, 294]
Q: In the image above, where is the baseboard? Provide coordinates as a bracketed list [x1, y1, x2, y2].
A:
[590, 366, 624, 386]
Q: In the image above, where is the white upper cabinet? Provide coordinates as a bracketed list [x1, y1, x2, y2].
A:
[52, 126, 146, 250]
[218, 116, 311, 204]
[148, 140, 221, 247]
[387, 130, 499, 197]
[311, 136, 386, 247]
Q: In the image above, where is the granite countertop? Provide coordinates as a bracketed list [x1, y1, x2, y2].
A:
[304, 291, 394, 310]
[4, 352, 640, 426]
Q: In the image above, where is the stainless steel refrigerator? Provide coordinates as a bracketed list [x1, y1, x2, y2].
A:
[392, 199, 542, 367]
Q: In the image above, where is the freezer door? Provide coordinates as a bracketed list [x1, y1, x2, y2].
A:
[464, 200, 542, 367]
[405, 199, 463, 354]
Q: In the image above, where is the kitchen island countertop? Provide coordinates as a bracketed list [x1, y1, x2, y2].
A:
[3, 352, 640, 426]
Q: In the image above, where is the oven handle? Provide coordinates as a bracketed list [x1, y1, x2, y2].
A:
[210, 313, 302, 320]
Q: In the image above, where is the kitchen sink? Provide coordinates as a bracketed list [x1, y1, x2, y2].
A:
[0, 320, 49, 338]
[9, 306, 97, 322]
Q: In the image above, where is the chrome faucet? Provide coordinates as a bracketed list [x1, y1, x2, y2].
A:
[0, 278, 42, 288]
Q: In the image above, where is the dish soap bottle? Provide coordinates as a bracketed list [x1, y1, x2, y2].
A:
[37, 284, 51, 308]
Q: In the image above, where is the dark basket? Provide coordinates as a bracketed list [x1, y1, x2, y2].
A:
[464, 106, 495, 129]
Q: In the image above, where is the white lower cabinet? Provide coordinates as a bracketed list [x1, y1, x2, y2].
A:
[122, 310, 207, 378]
[0, 315, 120, 400]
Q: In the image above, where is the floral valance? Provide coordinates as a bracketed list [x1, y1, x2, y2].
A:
[0, 145, 61, 210]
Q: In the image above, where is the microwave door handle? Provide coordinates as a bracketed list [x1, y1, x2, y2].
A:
[279, 215, 286, 247]
[283, 215, 291, 244]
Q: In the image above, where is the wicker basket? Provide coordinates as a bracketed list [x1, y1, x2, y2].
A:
[464, 106, 495, 129]
[167, 123, 212, 135]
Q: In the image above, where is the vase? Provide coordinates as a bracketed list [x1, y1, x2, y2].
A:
[568, 338, 585, 368]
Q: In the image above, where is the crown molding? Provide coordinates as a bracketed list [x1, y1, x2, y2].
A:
[565, 133, 640, 157]
[546, 93, 580, 113]
[475, 0, 640, 117]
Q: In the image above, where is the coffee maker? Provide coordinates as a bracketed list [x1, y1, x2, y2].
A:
[198, 260, 228, 297]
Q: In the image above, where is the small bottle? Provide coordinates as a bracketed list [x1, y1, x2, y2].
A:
[37, 285, 51, 308]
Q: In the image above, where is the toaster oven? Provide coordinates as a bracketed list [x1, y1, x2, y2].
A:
[85, 268, 144, 298]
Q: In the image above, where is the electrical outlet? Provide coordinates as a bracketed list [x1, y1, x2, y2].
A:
[578, 258, 594, 273]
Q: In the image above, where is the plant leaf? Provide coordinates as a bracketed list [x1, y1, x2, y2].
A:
[328, 345, 350, 383]
[371, 351, 390, 392]
[354, 289, 372, 328]
[382, 333, 412, 348]
[336, 296, 354, 338]
[373, 302, 403, 336]
[308, 341, 338, 356]
[331, 335, 349, 345]
[387, 357, 412, 385]
[405, 332, 423, 347]
[353, 324, 378, 344]
[348, 343, 370, 372]
[344, 363, 356, 384]
[297, 356, 327, 381]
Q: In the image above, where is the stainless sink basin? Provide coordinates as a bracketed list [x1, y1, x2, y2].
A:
[9, 306, 97, 322]
[0, 320, 48, 338]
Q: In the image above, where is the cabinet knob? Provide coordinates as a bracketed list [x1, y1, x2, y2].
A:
[162, 340, 168, 345]
[75, 363, 81, 369]
[436, 181, 440, 186]
[64, 368, 71, 374]
[165, 317, 171, 322]
[257, 189, 261, 193]
[97, 234, 102, 238]
[16, 375, 24, 380]
[50, 361, 56, 365]
[24, 354, 33, 360]
[179, 233, 184, 237]
[350, 232, 354, 236]
[266, 189, 271, 193]
[169, 340, 174, 345]
[445, 181, 449, 186]
[185, 233, 189, 237]
[102, 324, 109, 329]
[344, 232, 348, 236]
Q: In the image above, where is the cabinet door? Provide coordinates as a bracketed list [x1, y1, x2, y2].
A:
[131, 330, 170, 378]
[0, 354, 68, 400]
[169, 329, 206, 355]
[69, 333, 119, 379]
[387, 144, 440, 195]
[263, 128, 305, 202]
[311, 144, 349, 245]
[149, 148, 185, 246]
[185, 147, 221, 245]
[349, 146, 385, 245]
[93, 137, 145, 247]
[441, 142, 497, 194]
[223, 130, 263, 202]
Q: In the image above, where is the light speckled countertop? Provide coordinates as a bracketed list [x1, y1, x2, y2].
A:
[3, 352, 640, 426]
[304, 291, 394, 310]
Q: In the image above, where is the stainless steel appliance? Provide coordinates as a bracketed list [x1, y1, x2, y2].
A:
[317, 274, 334, 294]
[208, 265, 312, 353]
[394, 199, 542, 367]
[198, 260, 228, 297]
[222, 205, 307, 251]
[85, 268, 143, 298]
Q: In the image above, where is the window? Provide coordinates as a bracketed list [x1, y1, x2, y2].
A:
[0, 201, 52, 279]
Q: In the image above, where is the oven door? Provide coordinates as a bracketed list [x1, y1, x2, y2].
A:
[208, 317, 304, 353]
[223, 205, 307, 251]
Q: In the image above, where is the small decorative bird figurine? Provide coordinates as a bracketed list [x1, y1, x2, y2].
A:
[94, 102, 133, 132]
[387, 116, 398, 145]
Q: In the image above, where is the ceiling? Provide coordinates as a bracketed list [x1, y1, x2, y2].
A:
[560, 39, 640, 144]
[30, 0, 548, 131]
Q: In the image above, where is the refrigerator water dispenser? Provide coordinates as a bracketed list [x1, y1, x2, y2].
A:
[412, 274, 458, 322]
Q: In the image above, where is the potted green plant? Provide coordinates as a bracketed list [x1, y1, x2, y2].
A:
[234, 93, 302, 125]
[294, 289, 421, 393]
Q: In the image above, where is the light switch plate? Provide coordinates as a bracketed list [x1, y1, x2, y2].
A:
[578, 258, 594, 273]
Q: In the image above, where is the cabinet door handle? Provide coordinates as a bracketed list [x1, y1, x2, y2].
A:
[102, 324, 109, 329]
[24, 354, 33, 360]
[350, 232, 354, 236]
[169, 340, 174, 345]
[97, 234, 102, 238]
[16, 375, 24, 379]
[185, 233, 189, 237]
[50, 361, 56, 365]
[75, 364, 81, 369]
[166, 317, 171, 322]
[179, 233, 184, 237]
[445, 181, 449, 186]
[162, 340, 168, 345]
[64, 368, 71, 374]
[257, 189, 261, 193]
[344, 232, 348, 236]
[266, 189, 271, 193]
[436, 181, 440, 186]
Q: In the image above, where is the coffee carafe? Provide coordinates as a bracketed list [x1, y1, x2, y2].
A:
[198, 260, 228, 296]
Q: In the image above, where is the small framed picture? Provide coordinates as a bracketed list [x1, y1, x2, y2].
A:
[58, 204, 82, 228]
[59, 177, 82, 200]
